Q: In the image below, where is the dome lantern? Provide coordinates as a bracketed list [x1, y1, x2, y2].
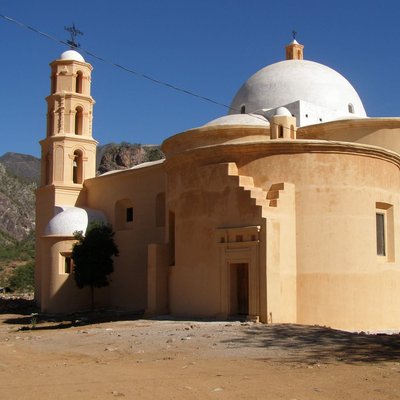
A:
[285, 39, 304, 60]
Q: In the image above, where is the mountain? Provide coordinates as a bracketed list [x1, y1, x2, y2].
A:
[97, 143, 164, 174]
[0, 152, 40, 184]
[0, 162, 36, 245]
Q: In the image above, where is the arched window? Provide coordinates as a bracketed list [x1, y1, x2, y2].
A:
[240, 105, 246, 114]
[76, 71, 83, 94]
[74, 107, 83, 135]
[72, 150, 83, 184]
[348, 103, 354, 114]
[279, 125, 284, 138]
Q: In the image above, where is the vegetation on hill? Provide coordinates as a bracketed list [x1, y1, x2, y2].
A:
[0, 156, 36, 293]
[0, 233, 35, 292]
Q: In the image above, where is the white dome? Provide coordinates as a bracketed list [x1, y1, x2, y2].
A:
[45, 206, 107, 236]
[204, 113, 269, 127]
[274, 107, 292, 116]
[230, 60, 366, 118]
[60, 50, 85, 62]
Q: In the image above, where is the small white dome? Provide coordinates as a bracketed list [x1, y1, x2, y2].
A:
[274, 107, 292, 116]
[45, 206, 107, 236]
[60, 50, 85, 62]
[204, 113, 269, 127]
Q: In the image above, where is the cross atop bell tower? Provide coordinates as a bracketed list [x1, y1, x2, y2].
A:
[64, 23, 84, 49]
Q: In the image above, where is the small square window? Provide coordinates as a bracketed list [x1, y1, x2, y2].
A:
[126, 207, 133, 222]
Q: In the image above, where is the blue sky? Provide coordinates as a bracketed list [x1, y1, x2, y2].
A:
[1, 0, 400, 157]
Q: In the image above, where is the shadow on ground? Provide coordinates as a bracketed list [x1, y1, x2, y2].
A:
[221, 324, 400, 364]
[0, 296, 143, 330]
[2, 297, 399, 365]
[0, 296, 37, 315]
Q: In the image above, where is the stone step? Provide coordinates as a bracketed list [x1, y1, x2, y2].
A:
[266, 190, 280, 200]
[243, 187, 267, 200]
[254, 198, 269, 207]
[238, 175, 254, 187]
[269, 199, 278, 207]
[270, 182, 285, 191]
[230, 165, 285, 214]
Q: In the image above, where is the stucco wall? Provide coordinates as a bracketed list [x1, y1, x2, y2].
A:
[84, 162, 166, 312]
[240, 150, 400, 331]
[167, 161, 264, 318]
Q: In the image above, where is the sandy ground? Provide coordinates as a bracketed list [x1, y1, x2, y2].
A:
[0, 302, 400, 399]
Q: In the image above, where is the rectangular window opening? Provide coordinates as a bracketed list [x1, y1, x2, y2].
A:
[126, 207, 133, 222]
[61, 253, 74, 274]
[376, 212, 386, 256]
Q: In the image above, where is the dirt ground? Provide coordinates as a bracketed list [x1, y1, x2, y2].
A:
[0, 299, 400, 399]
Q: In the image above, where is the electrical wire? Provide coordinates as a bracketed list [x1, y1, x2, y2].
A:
[0, 12, 294, 130]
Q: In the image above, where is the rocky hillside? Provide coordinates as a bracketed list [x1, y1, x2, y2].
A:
[0, 152, 40, 184]
[0, 162, 36, 245]
[97, 143, 164, 174]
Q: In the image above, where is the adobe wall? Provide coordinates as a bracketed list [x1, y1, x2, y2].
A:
[299, 118, 400, 155]
[164, 125, 400, 330]
[166, 161, 265, 318]
[240, 148, 400, 331]
[84, 162, 165, 312]
[38, 237, 111, 313]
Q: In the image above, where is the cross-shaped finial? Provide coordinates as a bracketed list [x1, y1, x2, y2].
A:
[64, 23, 84, 49]
[292, 30, 297, 40]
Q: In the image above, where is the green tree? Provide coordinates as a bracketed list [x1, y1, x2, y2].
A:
[72, 222, 119, 311]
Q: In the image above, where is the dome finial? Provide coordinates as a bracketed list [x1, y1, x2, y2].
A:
[286, 34, 304, 60]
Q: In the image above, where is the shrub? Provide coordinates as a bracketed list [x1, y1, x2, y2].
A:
[72, 222, 119, 310]
[8, 261, 35, 291]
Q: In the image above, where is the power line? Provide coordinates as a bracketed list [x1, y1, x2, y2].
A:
[0, 13, 234, 108]
[0, 12, 292, 129]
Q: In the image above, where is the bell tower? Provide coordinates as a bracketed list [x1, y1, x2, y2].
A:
[36, 48, 97, 240]
[39, 49, 97, 198]
[35, 49, 97, 310]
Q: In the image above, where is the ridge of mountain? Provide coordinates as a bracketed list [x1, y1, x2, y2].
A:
[0, 152, 40, 184]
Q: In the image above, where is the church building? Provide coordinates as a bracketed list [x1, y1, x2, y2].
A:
[36, 40, 400, 331]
